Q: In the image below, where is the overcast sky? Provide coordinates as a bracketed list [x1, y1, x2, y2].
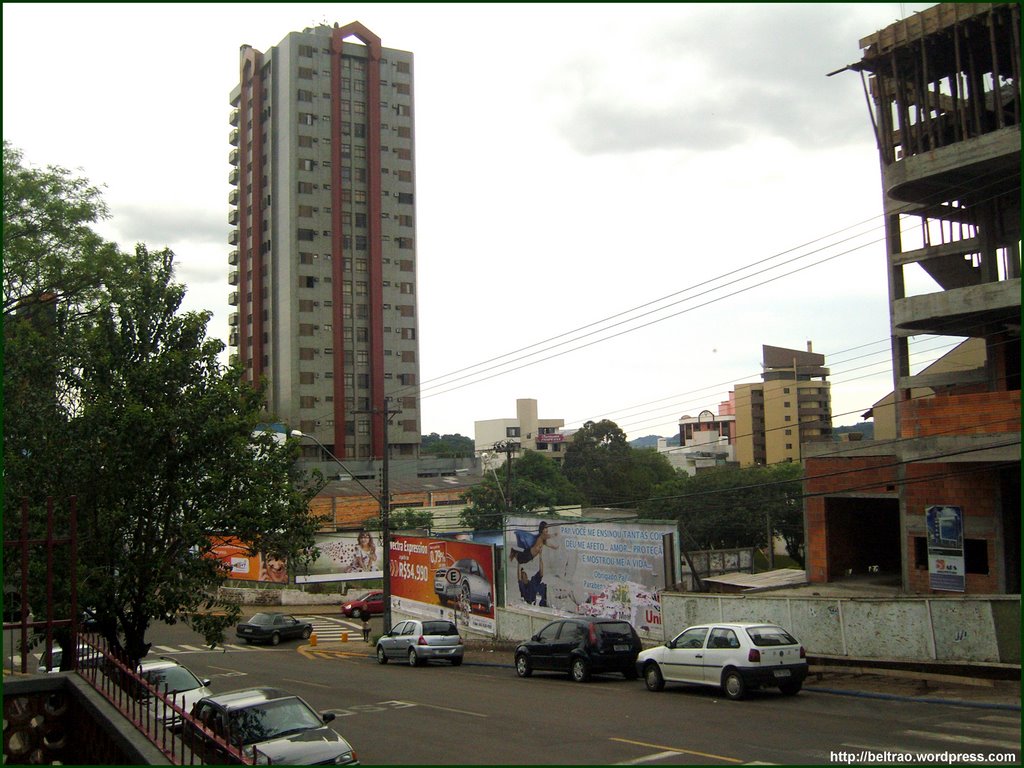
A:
[4, 3, 947, 440]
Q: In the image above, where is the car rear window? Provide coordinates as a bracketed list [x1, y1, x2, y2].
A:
[746, 626, 798, 647]
[594, 622, 634, 640]
[422, 621, 457, 636]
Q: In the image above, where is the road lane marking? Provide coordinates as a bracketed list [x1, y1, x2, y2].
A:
[179, 644, 207, 652]
[153, 645, 178, 653]
[611, 738, 743, 764]
[283, 677, 331, 688]
[614, 750, 682, 765]
[902, 730, 1021, 751]
[980, 715, 1021, 724]
[412, 701, 488, 718]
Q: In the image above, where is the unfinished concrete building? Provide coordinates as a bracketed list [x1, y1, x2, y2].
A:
[805, 4, 1020, 594]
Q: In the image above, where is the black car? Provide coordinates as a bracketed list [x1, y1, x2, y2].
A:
[235, 612, 312, 645]
[514, 617, 642, 682]
[184, 687, 358, 765]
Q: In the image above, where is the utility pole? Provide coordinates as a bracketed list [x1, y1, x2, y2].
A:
[355, 398, 402, 634]
[491, 440, 519, 517]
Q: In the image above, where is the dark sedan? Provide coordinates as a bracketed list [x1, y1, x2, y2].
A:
[235, 612, 312, 646]
[185, 687, 358, 765]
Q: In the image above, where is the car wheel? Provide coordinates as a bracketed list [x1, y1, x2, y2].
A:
[515, 653, 532, 678]
[302, 626, 312, 639]
[570, 657, 590, 683]
[376, 645, 388, 664]
[271, 632, 281, 646]
[408, 648, 420, 667]
[779, 680, 802, 696]
[722, 669, 746, 700]
[451, 656, 463, 667]
[644, 663, 665, 692]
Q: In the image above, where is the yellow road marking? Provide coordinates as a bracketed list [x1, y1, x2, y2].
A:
[611, 737, 743, 763]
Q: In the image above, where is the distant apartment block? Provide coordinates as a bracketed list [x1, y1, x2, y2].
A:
[474, 399, 567, 465]
[731, 343, 832, 467]
[228, 22, 420, 467]
[669, 409, 737, 475]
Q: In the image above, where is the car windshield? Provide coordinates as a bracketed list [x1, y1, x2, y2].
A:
[229, 698, 323, 746]
[249, 613, 277, 625]
[746, 626, 798, 647]
[422, 621, 456, 636]
[595, 622, 634, 640]
[142, 665, 202, 694]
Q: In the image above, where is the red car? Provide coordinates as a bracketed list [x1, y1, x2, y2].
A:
[341, 590, 385, 618]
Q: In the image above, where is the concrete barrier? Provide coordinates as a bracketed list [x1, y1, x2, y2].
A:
[659, 593, 1020, 664]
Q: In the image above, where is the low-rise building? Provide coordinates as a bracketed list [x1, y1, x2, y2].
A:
[474, 398, 567, 465]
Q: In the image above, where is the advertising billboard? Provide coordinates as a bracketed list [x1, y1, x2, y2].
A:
[505, 517, 677, 633]
[296, 530, 384, 584]
[208, 537, 289, 584]
[390, 535, 496, 636]
[925, 505, 965, 592]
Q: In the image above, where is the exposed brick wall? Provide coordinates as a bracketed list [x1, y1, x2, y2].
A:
[903, 462, 1003, 594]
[901, 391, 1021, 438]
[804, 455, 897, 582]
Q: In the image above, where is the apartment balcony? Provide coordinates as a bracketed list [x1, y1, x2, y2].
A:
[228, 167, 239, 185]
[228, 249, 239, 266]
[228, 270, 239, 286]
[228, 147, 240, 166]
[228, 312, 239, 326]
[229, 128, 239, 146]
[230, 108, 239, 127]
[228, 188, 239, 205]
[228, 209, 239, 225]
[229, 330, 239, 347]
[228, 229, 239, 245]
[229, 353, 239, 366]
[228, 291, 239, 306]
[893, 278, 1021, 337]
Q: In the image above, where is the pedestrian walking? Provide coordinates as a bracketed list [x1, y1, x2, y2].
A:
[361, 611, 371, 643]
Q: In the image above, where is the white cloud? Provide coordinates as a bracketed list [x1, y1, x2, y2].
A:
[3, 2, 933, 439]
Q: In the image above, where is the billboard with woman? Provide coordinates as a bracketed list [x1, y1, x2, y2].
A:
[295, 530, 384, 583]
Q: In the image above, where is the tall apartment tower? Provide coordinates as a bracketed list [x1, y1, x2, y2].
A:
[228, 22, 420, 465]
[732, 343, 832, 467]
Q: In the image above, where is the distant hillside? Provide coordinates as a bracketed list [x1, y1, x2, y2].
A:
[833, 423, 874, 440]
[630, 434, 679, 449]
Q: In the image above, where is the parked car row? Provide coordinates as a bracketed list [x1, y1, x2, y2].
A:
[514, 618, 808, 700]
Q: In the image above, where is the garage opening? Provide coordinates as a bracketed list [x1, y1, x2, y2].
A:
[824, 497, 901, 583]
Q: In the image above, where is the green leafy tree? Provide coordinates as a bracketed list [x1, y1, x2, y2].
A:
[641, 463, 804, 565]
[460, 450, 581, 529]
[561, 420, 676, 507]
[420, 432, 474, 458]
[366, 508, 434, 532]
[3, 147, 324, 665]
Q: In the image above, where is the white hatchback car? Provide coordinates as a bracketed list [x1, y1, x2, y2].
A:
[636, 622, 807, 700]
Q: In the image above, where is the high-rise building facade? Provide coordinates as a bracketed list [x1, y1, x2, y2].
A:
[228, 22, 420, 465]
[732, 343, 832, 467]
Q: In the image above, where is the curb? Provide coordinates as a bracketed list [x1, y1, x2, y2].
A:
[803, 685, 1022, 711]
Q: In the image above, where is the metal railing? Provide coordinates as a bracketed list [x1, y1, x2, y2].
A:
[74, 635, 262, 765]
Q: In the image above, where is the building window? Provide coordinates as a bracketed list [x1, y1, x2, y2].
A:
[297, 229, 316, 241]
[298, 158, 316, 171]
[298, 67, 314, 79]
[506, 427, 520, 438]
[396, 61, 410, 74]
[298, 112, 315, 125]
[784, 415, 792, 422]
[397, 192, 413, 204]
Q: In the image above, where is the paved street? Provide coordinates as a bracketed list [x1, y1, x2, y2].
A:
[135, 614, 1021, 765]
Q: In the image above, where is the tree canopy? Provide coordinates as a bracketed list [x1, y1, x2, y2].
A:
[562, 420, 676, 507]
[640, 463, 805, 565]
[420, 432, 474, 458]
[2, 144, 324, 665]
[460, 450, 582, 529]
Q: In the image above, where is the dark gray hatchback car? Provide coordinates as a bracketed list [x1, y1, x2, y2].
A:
[514, 617, 642, 682]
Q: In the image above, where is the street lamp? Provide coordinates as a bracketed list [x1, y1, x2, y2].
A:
[290, 429, 393, 632]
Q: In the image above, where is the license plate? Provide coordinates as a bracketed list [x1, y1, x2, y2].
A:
[241, 628, 251, 633]
[773, 669, 791, 678]
[614, 644, 630, 652]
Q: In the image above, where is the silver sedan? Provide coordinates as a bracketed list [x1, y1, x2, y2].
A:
[375, 619, 464, 666]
